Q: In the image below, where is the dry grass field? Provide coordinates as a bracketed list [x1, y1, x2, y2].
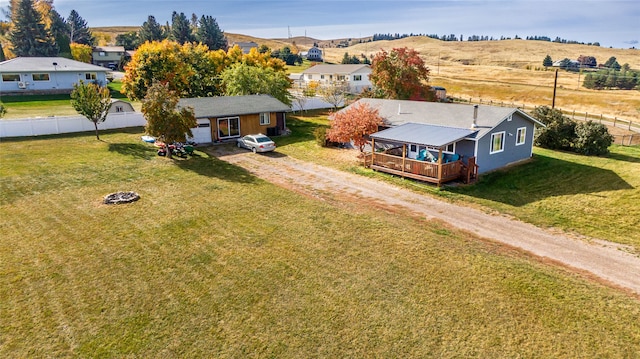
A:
[322, 37, 640, 121]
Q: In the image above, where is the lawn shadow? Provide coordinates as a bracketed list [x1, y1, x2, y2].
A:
[449, 154, 634, 207]
[606, 152, 640, 163]
[108, 142, 154, 160]
[175, 149, 258, 184]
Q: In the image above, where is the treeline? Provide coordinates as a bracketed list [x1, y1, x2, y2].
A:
[583, 66, 639, 90]
[527, 35, 600, 46]
[370, 33, 601, 46]
[341, 52, 370, 65]
[115, 12, 227, 51]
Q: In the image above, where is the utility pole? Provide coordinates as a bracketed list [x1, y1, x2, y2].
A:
[552, 68, 558, 109]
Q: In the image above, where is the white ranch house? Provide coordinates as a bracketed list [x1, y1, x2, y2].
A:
[0, 57, 108, 94]
[300, 64, 372, 93]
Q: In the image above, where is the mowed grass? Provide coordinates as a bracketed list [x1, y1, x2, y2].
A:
[1, 81, 136, 119]
[280, 112, 640, 250]
[3, 129, 640, 357]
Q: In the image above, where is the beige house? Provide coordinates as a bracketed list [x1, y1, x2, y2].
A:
[300, 64, 372, 93]
[92, 46, 127, 69]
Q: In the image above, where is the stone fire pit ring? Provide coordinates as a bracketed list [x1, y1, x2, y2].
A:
[103, 191, 140, 205]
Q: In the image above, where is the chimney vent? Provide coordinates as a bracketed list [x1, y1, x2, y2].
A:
[471, 105, 479, 128]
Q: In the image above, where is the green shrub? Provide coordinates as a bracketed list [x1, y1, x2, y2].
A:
[313, 126, 328, 147]
[533, 106, 576, 151]
[573, 121, 614, 155]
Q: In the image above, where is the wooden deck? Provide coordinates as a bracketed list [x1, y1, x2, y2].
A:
[364, 152, 477, 186]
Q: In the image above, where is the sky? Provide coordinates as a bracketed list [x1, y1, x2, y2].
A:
[1, 0, 638, 49]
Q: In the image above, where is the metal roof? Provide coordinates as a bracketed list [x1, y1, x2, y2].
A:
[301, 64, 370, 74]
[178, 95, 291, 118]
[351, 98, 543, 140]
[0, 57, 108, 72]
[371, 123, 478, 147]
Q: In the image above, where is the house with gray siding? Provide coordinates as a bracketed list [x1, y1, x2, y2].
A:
[342, 99, 543, 185]
[0, 57, 108, 95]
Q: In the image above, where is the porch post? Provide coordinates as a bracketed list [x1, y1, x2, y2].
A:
[437, 148, 443, 183]
[402, 144, 406, 173]
[371, 138, 375, 167]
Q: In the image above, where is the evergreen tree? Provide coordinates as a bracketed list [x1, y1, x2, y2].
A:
[49, 9, 70, 57]
[116, 32, 140, 50]
[170, 11, 195, 44]
[138, 15, 165, 43]
[9, 0, 57, 57]
[341, 52, 350, 64]
[67, 10, 94, 45]
[603, 56, 621, 70]
[0, 43, 5, 61]
[542, 54, 552, 67]
[195, 15, 227, 50]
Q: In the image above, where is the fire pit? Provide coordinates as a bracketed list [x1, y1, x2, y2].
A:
[103, 191, 140, 205]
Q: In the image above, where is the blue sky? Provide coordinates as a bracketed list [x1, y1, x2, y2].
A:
[2, 0, 638, 48]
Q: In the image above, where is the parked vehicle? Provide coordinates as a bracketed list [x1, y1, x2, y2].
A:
[236, 134, 276, 153]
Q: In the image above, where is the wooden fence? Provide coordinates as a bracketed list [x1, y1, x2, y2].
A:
[451, 97, 640, 136]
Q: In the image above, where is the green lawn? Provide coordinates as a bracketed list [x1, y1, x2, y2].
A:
[280, 111, 640, 250]
[2, 128, 640, 357]
[0, 81, 137, 119]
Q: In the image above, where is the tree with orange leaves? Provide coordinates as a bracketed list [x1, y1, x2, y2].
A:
[326, 102, 384, 152]
[369, 47, 435, 101]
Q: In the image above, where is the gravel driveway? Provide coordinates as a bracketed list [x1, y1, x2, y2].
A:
[209, 146, 640, 296]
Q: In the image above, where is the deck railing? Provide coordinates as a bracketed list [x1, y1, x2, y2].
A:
[366, 152, 465, 185]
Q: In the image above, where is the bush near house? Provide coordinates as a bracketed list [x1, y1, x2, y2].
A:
[532, 106, 613, 155]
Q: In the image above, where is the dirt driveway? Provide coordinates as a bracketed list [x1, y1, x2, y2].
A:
[209, 146, 640, 296]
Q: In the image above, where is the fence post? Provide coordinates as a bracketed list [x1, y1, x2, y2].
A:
[600, 114, 603, 124]
[629, 121, 632, 131]
[572, 110, 575, 119]
[630, 134, 634, 146]
[613, 117, 617, 127]
[585, 112, 588, 121]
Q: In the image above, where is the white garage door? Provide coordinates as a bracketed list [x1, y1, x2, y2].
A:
[187, 119, 212, 144]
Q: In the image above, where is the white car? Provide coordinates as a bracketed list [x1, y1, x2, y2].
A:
[236, 134, 277, 153]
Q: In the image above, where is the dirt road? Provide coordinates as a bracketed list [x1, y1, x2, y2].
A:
[210, 146, 640, 296]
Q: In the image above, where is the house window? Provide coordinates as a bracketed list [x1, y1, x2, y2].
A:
[260, 112, 270, 125]
[32, 73, 50, 81]
[2, 74, 20, 82]
[99, 52, 106, 56]
[307, 74, 313, 80]
[490, 132, 505, 154]
[85, 73, 97, 80]
[427, 143, 455, 154]
[320, 75, 325, 79]
[337, 75, 345, 81]
[217, 117, 240, 139]
[410, 144, 417, 152]
[115, 106, 124, 112]
[353, 75, 362, 81]
[444, 143, 455, 153]
[516, 127, 526, 146]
